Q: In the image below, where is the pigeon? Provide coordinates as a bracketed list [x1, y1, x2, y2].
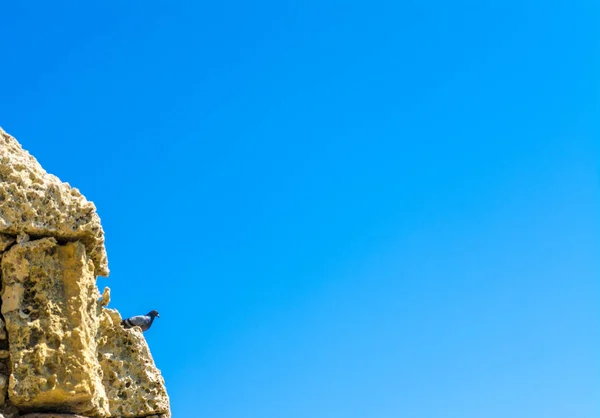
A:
[121, 310, 160, 332]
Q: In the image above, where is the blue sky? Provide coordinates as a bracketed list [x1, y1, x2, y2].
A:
[0, 1, 598, 417]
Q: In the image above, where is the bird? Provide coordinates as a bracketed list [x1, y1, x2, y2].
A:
[121, 310, 160, 332]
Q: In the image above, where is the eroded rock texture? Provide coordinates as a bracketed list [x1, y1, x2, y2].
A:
[0, 128, 108, 276]
[1, 238, 108, 416]
[0, 235, 15, 252]
[97, 309, 170, 418]
[19, 414, 90, 418]
[0, 128, 170, 417]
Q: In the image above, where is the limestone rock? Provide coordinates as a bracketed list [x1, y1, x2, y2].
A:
[15, 235, 29, 245]
[0, 375, 7, 405]
[97, 309, 170, 418]
[0, 128, 108, 276]
[98, 287, 110, 308]
[0, 318, 7, 340]
[0, 404, 19, 418]
[0, 129, 170, 417]
[0, 353, 9, 409]
[0, 234, 15, 252]
[19, 414, 89, 418]
[1, 238, 108, 416]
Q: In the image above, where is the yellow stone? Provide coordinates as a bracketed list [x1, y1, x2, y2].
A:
[97, 309, 170, 417]
[1, 238, 109, 416]
[0, 128, 108, 276]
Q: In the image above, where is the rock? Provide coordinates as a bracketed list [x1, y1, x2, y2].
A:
[0, 234, 15, 252]
[0, 318, 7, 341]
[0, 238, 109, 416]
[98, 287, 110, 308]
[97, 309, 170, 417]
[0, 129, 170, 417]
[0, 128, 108, 276]
[14, 235, 28, 245]
[0, 404, 19, 418]
[0, 374, 7, 405]
[19, 414, 89, 418]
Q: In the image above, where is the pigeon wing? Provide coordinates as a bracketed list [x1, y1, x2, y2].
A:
[123, 315, 151, 330]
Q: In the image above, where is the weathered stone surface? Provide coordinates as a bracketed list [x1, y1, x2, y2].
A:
[0, 404, 19, 418]
[97, 309, 170, 418]
[15, 235, 29, 245]
[0, 318, 7, 341]
[98, 288, 110, 308]
[0, 374, 7, 405]
[1, 238, 108, 416]
[18, 415, 168, 418]
[0, 234, 15, 252]
[0, 356, 9, 408]
[0, 129, 170, 417]
[0, 128, 108, 276]
[19, 414, 89, 418]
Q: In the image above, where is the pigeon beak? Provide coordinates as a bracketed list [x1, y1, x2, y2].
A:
[157, 314, 160, 318]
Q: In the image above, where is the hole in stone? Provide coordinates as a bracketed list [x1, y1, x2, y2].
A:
[47, 335, 60, 350]
[28, 329, 41, 347]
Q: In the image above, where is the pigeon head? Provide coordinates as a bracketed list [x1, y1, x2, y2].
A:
[147, 310, 160, 318]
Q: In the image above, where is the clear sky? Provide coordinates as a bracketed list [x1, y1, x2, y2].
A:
[0, 1, 598, 417]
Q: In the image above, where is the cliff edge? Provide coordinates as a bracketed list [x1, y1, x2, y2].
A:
[0, 127, 170, 418]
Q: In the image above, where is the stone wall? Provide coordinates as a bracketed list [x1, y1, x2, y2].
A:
[0, 128, 170, 418]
